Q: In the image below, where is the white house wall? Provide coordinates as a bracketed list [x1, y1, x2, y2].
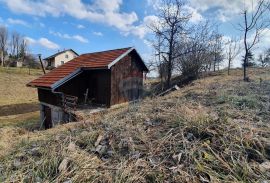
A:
[54, 50, 78, 67]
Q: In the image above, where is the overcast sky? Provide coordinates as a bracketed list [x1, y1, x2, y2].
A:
[0, 0, 269, 68]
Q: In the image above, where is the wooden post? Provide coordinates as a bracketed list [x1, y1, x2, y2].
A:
[84, 88, 89, 104]
[38, 54, 46, 74]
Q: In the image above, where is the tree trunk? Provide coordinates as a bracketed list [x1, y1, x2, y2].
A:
[243, 11, 248, 81]
[1, 51, 4, 67]
[228, 58, 231, 75]
[166, 66, 171, 89]
[243, 54, 248, 81]
[213, 51, 216, 72]
[166, 28, 174, 89]
[243, 48, 249, 81]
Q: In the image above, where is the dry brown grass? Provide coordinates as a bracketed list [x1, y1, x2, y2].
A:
[0, 67, 41, 106]
[1, 68, 270, 182]
[0, 67, 42, 158]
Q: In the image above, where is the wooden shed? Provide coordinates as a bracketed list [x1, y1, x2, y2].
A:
[27, 47, 148, 128]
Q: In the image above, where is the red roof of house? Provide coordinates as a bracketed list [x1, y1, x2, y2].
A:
[27, 47, 147, 89]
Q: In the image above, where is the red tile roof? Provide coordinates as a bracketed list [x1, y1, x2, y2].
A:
[27, 47, 133, 88]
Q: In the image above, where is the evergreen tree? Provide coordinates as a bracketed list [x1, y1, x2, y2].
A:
[242, 51, 256, 67]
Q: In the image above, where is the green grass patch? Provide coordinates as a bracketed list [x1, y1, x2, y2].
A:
[216, 94, 261, 110]
[0, 111, 40, 130]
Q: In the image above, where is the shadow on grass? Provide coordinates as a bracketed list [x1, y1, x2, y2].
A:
[0, 102, 39, 116]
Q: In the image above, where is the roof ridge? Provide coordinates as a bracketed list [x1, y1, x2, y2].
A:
[81, 47, 133, 56]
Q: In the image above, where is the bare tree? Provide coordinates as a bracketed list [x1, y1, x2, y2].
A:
[0, 26, 8, 67]
[8, 31, 28, 67]
[239, 0, 270, 81]
[225, 38, 241, 75]
[175, 21, 215, 79]
[10, 31, 21, 58]
[257, 48, 270, 67]
[153, 33, 167, 90]
[150, 0, 191, 88]
[210, 29, 224, 72]
[158, 62, 169, 90]
[19, 38, 28, 64]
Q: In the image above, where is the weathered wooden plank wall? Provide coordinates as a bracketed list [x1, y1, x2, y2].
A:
[57, 70, 111, 106]
[110, 51, 144, 105]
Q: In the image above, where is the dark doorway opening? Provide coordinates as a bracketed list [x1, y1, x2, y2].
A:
[44, 106, 52, 129]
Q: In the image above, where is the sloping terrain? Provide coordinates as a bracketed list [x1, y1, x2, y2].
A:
[0, 68, 270, 182]
[0, 68, 41, 158]
[0, 67, 41, 106]
[0, 68, 41, 129]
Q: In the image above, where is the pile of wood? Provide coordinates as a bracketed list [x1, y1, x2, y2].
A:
[62, 95, 78, 112]
[157, 85, 180, 96]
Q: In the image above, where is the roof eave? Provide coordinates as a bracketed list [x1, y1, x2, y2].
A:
[134, 50, 149, 72]
[108, 47, 134, 69]
[51, 68, 83, 90]
[108, 47, 149, 72]
[26, 83, 52, 90]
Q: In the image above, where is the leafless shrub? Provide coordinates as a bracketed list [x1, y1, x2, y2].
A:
[225, 38, 241, 75]
[150, 0, 191, 89]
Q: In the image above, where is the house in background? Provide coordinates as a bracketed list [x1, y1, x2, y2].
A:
[44, 49, 79, 69]
[27, 47, 148, 129]
[16, 60, 23, 67]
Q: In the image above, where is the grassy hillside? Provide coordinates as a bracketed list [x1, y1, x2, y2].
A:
[0, 68, 270, 182]
[0, 67, 41, 106]
[0, 67, 41, 134]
